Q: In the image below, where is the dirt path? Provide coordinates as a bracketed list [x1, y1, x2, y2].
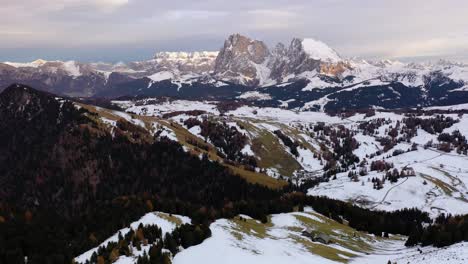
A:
[369, 176, 410, 209]
[368, 153, 444, 209]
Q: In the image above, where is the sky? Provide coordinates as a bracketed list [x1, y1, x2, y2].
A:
[1, 0, 468, 62]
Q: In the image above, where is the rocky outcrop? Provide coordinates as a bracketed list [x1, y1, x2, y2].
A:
[268, 38, 349, 82]
[319, 61, 351, 77]
[214, 34, 270, 86]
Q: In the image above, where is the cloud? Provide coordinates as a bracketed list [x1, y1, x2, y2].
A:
[70, 0, 130, 11]
[163, 10, 228, 20]
[1, 0, 468, 62]
[391, 36, 468, 58]
[244, 9, 299, 30]
[0, 0, 129, 13]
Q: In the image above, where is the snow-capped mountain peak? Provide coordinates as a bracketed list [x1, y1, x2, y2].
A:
[31, 59, 48, 66]
[5, 58, 49, 68]
[301, 38, 342, 62]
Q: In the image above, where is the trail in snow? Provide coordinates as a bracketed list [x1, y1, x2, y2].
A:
[368, 153, 444, 209]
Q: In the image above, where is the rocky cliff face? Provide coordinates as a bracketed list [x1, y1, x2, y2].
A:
[268, 38, 321, 82]
[268, 38, 352, 82]
[214, 34, 270, 86]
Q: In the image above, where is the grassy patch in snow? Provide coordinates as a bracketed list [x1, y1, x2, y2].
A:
[421, 171, 468, 202]
[278, 124, 318, 154]
[230, 216, 272, 240]
[225, 212, 403, 263]
[431, 167, 466, 188]
[159, 120, 287, 189]
[296, 237, 354, 263]
[420, 174, 457, 196]
[156, 212, 185, 225]
[294, 212, 376, 254]
[227, 165, 288, 189]
[236, 119, 301, 177]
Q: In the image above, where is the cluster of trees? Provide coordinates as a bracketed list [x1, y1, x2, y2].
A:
[215, 101, 246, 114]
[406, 214, 468, 248]
[358, 118, 391, 135]
[402, 115, 458, 135]
[346, 167, 368, 182]
[85, 222, 211, 264]
[358, 115, 459, 156]
[370, 177, 384, 190]
[375, 137, 398, 152]
[369, 161, 413, 184]
[162, 110, 207, 119]
[347, 170, 360, 182]
[437, 130, 468, 155]
[385, 168, 402, 183]
[296, 195, 432, 237]
[183, 118, 256, 167]
[313, 123, 360, 174]
[370, 160, 394, 172]
[273, 130, 300, 157]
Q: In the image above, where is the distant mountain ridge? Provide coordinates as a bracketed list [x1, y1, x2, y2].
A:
[1, 34, 351, 88]
[2, 34, 468, 111]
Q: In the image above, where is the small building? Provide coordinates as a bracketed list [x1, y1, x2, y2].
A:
[401, 167, 416, 176]
[301, 229, 331, 244]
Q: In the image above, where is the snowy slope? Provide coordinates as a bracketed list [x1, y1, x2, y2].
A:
[77, 209, 468, 264]
[355, 241, 468, 264]
[309, 112, 468, 217]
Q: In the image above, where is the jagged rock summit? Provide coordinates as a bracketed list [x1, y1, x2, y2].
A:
[213, 33, 348, 85]
[214, 34, 271, 86]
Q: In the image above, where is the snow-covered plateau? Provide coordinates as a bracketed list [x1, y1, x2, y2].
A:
[112, 99, 468, 218]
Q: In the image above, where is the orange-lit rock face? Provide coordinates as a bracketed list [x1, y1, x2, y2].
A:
[319, 61, 351, 77]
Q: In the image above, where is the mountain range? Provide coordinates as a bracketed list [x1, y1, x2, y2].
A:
[1, 34, 468, 111]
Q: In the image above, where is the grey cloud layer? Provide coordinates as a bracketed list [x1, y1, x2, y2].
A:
[1, 0, 468, 62]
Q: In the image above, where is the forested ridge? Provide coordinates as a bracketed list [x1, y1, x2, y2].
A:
[0, 84, 467, 264]
[0, 84, 286, 263]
